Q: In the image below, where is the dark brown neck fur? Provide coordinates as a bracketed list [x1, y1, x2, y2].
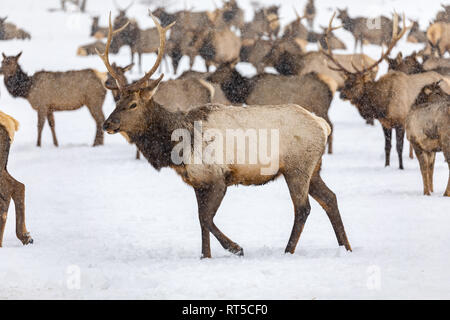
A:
[3, 66, 32, 98]
[129, 101, 214, 170]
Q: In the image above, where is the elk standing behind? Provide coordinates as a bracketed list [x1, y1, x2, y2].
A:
[1, 52, 107, 147]
[324, 13, 446, 169]
[304, 0, 316, 29]
[90, 16, 108, 39]
[77, 40, 106, 56]
[0, 110, 33, 247]
[99, 11, 351, 258]
[337, 9, 395, 52]
[406, 81, 450, 196]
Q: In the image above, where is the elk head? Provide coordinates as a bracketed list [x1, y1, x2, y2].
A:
[320, 12, 409, 103]
[386, 51, 423, 74]
[1, 52, 22, 76]
[97, 11, 175, 137]
[414, 80, 449, 105]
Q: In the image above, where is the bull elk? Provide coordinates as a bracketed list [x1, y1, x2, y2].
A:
[1, 52, 108, 147]
[322, 13, 446, 169]
[0, 110, 33, 247]
[406, 81, 450, 196]
[98, 11, 351, 258]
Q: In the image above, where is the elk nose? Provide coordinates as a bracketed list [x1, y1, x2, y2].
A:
[103, 118, 120, 132]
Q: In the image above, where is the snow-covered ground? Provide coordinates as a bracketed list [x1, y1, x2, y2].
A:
[0, 0, 449, 299]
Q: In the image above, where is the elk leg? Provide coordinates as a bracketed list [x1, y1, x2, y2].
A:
[409, 143, 414, 159]
[284, 170, 312, 254]
[428, 152, 436, 193]
[445, 161, 450, 197]
[7, 173, 32, 245]
[324, 116, 333, 154]
[309, 169, 352, 251]
[414, 146, 431, 195]
[382, 126, 392, 167]
[395, 126, 405, 170]
[47, 111, 59, 147]
[37, 110, 46, 147]
[138, 53, 142, 74]
[0, 178, 12, 248]
[135, 148, 140, 160]
[87, 106, 105, 146]
[194, 182, 243, 258]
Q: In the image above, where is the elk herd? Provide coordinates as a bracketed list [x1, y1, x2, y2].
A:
[0, 0, 449, 258]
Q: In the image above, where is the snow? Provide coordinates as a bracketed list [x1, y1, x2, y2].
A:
[0, 0, 449, 299]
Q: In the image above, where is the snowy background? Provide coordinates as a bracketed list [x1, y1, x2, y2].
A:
[0, 0, 449, 299]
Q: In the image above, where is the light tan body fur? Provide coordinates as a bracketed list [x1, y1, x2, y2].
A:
[427, 22, 450, 56]
[406, 103, 450, 196]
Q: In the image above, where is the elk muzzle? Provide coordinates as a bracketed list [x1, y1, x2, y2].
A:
[103, 117, 121, 134]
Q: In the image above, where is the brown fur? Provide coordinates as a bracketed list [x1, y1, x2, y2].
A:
[100, 17, 351, 257]
[427, 22, 450, 57]
[0, 17, 31, 40]
[0, 113, 33, 247]
[406, 82, 450, 196]
[1, 52, 106, 147]
[77, 40, 106, 56]
[337, 9, 396, 51]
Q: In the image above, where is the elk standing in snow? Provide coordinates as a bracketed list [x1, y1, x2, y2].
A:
[406, 81, 450, 196]
[0, 110, 33, 247]
[323, 13, 446, 169]
[99, 12, 351, 258]
[1, 52, 108, 147]
[426, 22, 450, 57]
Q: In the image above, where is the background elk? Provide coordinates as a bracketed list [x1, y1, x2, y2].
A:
[90, 16, 108, 39]
[99, 12, 351, 258]
[304, 0, 316, 29]
[426, 21, 450, 56]
[406, 81, 450, 196]
[0, 110, 33, 247]
[0, 17, 31, 40]
[77, 40, 106, 56]
[206, 61, 338, 153]
[324, 13, 447, 169]
[406, 19, 427, 43]
[240, 5, 280, 41]
[435, 4, 450, 23]
[337, 8, 396, 51]
[1, 52, 107, 147]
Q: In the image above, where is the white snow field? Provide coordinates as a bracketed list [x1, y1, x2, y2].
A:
[0, 0, 449, 299]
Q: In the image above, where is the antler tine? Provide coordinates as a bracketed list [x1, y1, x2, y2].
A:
[128, 10, 176, 90]
[362, 12, 410, 73]
[95, 12, 130, 91]
[319, 12, 354, 75]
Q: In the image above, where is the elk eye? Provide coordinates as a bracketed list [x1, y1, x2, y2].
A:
[129, 103, 137, 110]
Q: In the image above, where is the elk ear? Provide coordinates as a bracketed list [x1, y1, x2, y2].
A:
[139, 74, 163, 101]
[15, 52, 22, 60]
[2, 53, 6, 59]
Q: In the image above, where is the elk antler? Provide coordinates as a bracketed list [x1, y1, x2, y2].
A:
[125, 10, 176, 91]
[95, 12, 130, 91]
[318, 12, 355, 75]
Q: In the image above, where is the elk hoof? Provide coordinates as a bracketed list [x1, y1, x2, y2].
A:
[19, 232, 33, 245]
[229, 245, 244, 256]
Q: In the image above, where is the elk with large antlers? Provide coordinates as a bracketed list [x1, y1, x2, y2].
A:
[322, 13, 446, 169]
[99, 11, 351, 258]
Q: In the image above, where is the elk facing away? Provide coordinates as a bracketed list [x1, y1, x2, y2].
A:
[98, 11, 351, 258]
[322, 13, 447, 169]
[0, 110, 33, 247]
[406, 81, 450, 196]
[1, 52, 107, 147]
